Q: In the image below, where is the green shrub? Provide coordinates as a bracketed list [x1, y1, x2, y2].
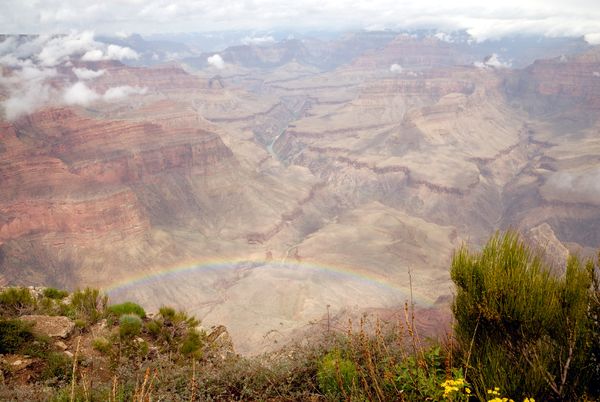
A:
[92, 337, 112, 354]
[41, 352, 72, 383]
[107, 301, 146, 318]
[21, 336, 51, 358]
[146, 319, 162, 337]
[42, 288, 69, 300]
[74, 319, 87, 329]
[451, 231, 597, 400]
[119, 314, 142, 338]
[151, 306, 201, 355]
[70, 287, 107, 324]
[394, 346, 445, 400]
[157, 306, 198, 326]
[0, 287, 35, 316]
[158, 306, 176, 321]
[0, 319, 35, 353]
[589, 254, 600, 397]
[317, 350, 358, 397]
[180, 328, 204, 356]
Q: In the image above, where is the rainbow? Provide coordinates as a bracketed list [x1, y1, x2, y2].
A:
[104, 257, 429, 305]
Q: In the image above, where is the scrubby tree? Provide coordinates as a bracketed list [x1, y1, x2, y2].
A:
[451, 231, 598, 400]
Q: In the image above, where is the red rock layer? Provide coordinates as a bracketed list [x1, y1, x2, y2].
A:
[0, 106, 234, 244]
[523, 49, 600, 108]
[352, 36, 471, 69]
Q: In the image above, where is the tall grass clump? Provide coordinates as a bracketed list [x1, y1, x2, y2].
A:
[70, 287, 107, 324]
[451, 231, 598, 400]
[107, 301, 146, 318]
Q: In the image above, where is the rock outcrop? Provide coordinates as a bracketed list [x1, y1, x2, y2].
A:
[20, 315, 75, 338]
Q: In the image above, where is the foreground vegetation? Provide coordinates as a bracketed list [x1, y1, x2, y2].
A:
[0, 231, 598, 401]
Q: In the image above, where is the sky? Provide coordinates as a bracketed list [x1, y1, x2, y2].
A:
[1, 0, 600, 43]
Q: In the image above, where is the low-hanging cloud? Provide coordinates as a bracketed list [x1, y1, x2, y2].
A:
[0, 33, 141, 119]
[0, 66, 57, 120]
[103, 85, 148, 101]
[474, 53, 512, 69]
[81, 44, 139, 61]
[63, 82, 148, 106]
[390, 63, 403, 73]
[72, 67, 105, 80]
[207, 54, 225, 69]
[545, 168, 600, 204]
[63, 81, 100, 106]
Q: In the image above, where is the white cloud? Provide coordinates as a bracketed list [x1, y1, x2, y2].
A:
[207, 54, 225, 69]
[63, 82, 148, 106]
[106, 44, 139, 60]
[390, 63, 403, 73]
[474, 53, 512, 69]
[2, 79, 53, 121]
[72, 67, 106, 80]
[38, 31, 97, 66]
[0, 33, 147, 118]
[584, 33, 600, 45]
[434, 32, 454, 43]
[593, 71, 600, 77]
[241, 35, 276, 46]
[81, 49, 104, 61]
[1, 1, 600, 43]
[546, 168, 600, 203]
[81, 44, 138, 61]
[103, 85, 147, 101]
[0, 66, 57, 120]
[63, 81, 100, 106]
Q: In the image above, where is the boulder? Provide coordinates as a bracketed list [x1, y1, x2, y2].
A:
[20, 315, 75, 338]
[54, 340, 68, 350]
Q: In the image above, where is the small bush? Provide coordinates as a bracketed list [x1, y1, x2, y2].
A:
[70, 288, 107, 324]
[317, 350, 358, 397]
[119, 314, 142, 338]
[394, 346, 446, 400]
[146, 319, 162, 337]
[158, 306, 176, 321]
[180, 328, 204, 356]
[107, 301, 146, 318]
[41, 352, 72, 383]
[21, 337, 51, 358]
[42, 288, 69, 300]
[92, 337, 112, 354]
[0, 287, 35, 316]
[0, 319, 35, 353]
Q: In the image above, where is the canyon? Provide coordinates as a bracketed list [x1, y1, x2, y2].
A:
[1, 32, 599, 354]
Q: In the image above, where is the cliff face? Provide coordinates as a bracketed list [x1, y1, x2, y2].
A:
[0, 190, 148, 243]
[0, 105, 235, 248]
[351, 36, 473, 69]
[506, 48, 600, 111]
